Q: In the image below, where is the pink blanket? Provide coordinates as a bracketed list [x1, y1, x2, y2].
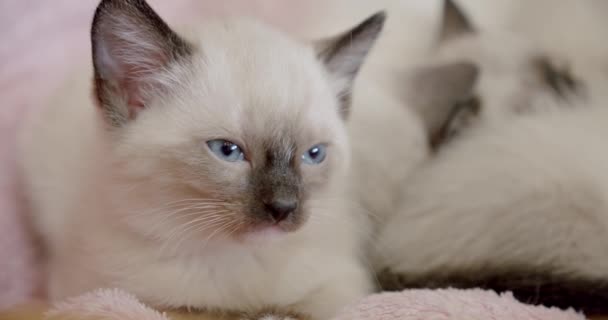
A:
[45, 288, 585, 320]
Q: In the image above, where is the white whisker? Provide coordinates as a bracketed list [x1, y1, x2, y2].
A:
[161, 210, 232, 242]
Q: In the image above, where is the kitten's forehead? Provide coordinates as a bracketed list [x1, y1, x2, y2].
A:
[191, 18, 330, 98]
[174, 19, 341, 143]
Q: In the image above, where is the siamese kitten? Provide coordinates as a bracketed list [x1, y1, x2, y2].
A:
[375, 0, 608, 314]
[18, 0, 385, 319]
[397, 0, 608, 150]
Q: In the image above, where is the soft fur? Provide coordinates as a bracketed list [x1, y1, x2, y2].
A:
[398, 0, 608, 148]
[376, 98, 608, 313]
[374, 0, 608, 314]
[17, 0, 385, 319]
[346, 78, 429, 238]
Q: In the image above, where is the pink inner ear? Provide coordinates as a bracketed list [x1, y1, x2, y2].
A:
[98, 23, 172, 119]
[127, 95, 145, 119]
[113, 74, 147, 120]
[121, 51, 170, 119]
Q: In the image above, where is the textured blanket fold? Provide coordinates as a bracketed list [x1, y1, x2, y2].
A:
[42, 288, 585, 320]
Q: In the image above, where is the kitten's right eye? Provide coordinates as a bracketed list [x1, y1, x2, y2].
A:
[207, 140, 245, 162]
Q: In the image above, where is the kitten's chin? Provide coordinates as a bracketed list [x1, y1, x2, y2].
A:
[239, 225, 290, 244]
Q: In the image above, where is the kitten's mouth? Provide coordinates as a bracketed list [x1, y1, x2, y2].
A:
[250, 219, 302, 234]
[235, 217, 306, 243]
[245, 224, 287, 239]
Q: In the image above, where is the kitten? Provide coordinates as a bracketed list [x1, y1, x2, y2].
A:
[398, 0, 608, 150]
[374, 0, 608, 314]
[17, 0, 385, 319]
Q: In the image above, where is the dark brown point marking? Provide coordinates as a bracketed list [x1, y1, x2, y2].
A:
[439, 0, 475, 43]
[247, 143, 303, 229]
[91, 0, 193, 127]
[316, 11, 386, 119]
[430, 95, 481, 151]
[534, 56, 581, 99]
[318, 11, 386, 70]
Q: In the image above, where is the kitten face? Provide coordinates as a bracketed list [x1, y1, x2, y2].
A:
[91, 0, 384, 246]
[407, 0, 585, 150]
[433, 30, 580, 116]
[116, 42, 343, 239]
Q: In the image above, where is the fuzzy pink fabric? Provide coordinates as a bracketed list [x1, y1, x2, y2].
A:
[334, 289, 586, 320]
[44, 288, 586, 320]
[46, 289, 171, 320]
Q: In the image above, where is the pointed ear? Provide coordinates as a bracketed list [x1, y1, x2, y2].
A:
[404, 61, 480, 148]
[439, 0, 475, 43]
[91, 0, 193, 127]
[430, 96, 480, 149]
[316, 11, 386, 118]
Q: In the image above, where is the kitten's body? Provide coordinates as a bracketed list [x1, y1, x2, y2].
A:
[377, 98, 608, 312]
[346, 77, 428, 236]
[19, 1, 384, 318]
[374, 0, 608, 313]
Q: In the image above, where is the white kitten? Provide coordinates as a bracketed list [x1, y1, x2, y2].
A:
[17, 0, 385, 318]
[397, 0, 608, 150]
[374, 0, 608, 313]
[377, 98, 608, 312]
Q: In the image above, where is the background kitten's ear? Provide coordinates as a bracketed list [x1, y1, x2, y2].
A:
[316, 11, 386, 118]
[91, 0, 193, 127]
[404, 62, 480, 149]
[439, 0, 475, 43]
[430, 96, 480, 149]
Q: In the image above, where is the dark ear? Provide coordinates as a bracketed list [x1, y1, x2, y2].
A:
[91, 0, 193, 127]
[405, 61, 480, 149]
[316, 11, 386, 118]
[439, 0, 475, 43]
[430, 96, 480, 149]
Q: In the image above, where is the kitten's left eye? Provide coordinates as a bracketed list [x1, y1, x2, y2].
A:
[207, 139, 245, 162]
[302, 144, 327, 165]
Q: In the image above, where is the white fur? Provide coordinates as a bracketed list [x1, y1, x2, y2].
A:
[376, 100, 608, 276]
[347, 76, 429, 235]
[372, 0, 608, 277]
[18, 18, 372, 320]
[432, 30, 608, 120]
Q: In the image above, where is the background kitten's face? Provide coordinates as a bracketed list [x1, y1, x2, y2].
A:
[407, 0, 592, 150]
[91, 0, 384, 248]
[434, 30, 586, 118]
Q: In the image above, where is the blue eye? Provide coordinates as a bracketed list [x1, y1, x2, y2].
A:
[207, 139, 245, 162]
[302, 144, 327, 165]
